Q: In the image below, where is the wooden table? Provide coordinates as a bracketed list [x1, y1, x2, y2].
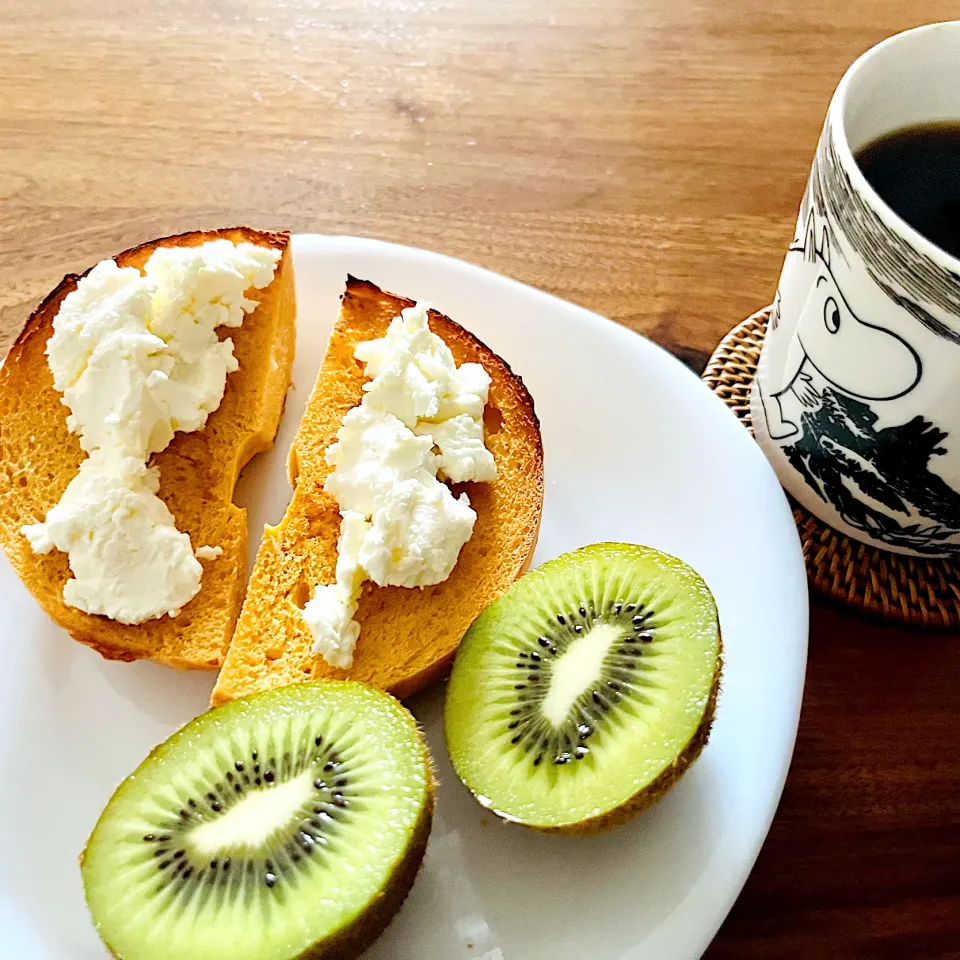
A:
[3, 0, 959, 956]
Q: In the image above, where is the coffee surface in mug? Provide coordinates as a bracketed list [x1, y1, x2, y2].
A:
[856, 121, 960, 260]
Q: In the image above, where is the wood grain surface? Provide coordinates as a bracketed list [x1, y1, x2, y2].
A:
[2, 0, 960, 956]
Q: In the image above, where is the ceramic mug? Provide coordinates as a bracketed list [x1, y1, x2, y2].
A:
[751, 21, 960, 557]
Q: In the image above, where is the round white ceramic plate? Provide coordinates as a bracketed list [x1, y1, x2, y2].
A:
[0, 235, 808, 960]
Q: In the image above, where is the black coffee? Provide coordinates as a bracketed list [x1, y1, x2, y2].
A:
[856, 121, 960, 260]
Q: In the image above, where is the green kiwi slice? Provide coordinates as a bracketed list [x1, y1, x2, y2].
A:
[444, 542, 721, 832]
[81, 682, 433, 960]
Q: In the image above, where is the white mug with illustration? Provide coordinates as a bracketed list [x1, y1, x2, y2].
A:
[751, 21, 960, 557]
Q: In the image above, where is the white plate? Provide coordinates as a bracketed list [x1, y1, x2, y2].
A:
[0, 236, 808, 960]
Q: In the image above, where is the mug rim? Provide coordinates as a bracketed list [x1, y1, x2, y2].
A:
[830, 20, 960, 273]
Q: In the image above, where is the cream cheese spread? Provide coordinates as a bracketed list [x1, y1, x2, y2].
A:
[303, 302, 497, 668]
[22, 240, 280, 624]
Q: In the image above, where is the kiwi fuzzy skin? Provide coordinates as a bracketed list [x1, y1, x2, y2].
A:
[479, 629, 723, 836]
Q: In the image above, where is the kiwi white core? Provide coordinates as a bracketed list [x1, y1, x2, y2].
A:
[541, 622, 621, 726]
[189, 769, 316, 856]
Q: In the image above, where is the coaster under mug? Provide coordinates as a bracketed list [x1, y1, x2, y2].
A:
[704, 307, 960, 628]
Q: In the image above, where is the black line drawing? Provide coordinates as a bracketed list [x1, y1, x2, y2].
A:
[811, 120, 960, 340]
[759, 210, 922, 441]
[782, 388, 960, 554]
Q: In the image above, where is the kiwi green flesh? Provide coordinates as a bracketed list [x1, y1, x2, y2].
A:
[81, 682, 433, 960]
[444, 543, 721, 831]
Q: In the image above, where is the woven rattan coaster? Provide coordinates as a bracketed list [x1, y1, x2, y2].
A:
[702, 307, 960, 628]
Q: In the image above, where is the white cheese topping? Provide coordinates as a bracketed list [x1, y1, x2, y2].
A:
[22, 240, 280, 625]
[298, 511, 370, 669]
[303, 302, 497, 667]
[194, 545, 223, 561]
[414, 413, 497, 484]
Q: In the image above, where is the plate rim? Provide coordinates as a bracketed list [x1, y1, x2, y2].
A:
[1, 233, 809, 960]
[290, 233, 809, 959]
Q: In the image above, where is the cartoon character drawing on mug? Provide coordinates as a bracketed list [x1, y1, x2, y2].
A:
[759, 209, 922, 441]
[748, 22, 960, 557]
[756, 203, 960, 554]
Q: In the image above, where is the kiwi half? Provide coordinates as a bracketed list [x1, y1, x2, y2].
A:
[444, 542, 721, 833]
[81, 682, 433, 960]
